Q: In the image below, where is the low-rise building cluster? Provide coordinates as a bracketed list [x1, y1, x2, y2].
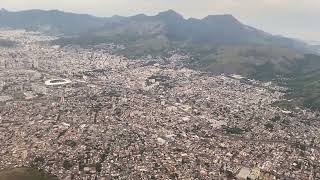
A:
[0, 29, 319, 179]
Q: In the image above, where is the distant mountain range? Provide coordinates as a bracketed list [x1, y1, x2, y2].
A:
[1, 8, 320, 110]
[0, 8, 106, 35]
[0, 9, 310, 50]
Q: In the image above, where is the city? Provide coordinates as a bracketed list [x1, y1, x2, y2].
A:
[0, 29, 319, 179]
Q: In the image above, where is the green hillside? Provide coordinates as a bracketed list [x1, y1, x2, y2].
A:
[190, 49, 320, 110]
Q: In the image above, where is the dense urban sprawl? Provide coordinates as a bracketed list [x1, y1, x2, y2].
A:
[0, 29, 320, 179]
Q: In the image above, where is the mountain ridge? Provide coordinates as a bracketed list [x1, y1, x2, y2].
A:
[0, 9, 107, 35]
[0, 8, 309, 49]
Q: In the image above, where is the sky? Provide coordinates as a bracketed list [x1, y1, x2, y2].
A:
[2, 0, 320, 41]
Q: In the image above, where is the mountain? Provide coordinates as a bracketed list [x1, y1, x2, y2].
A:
[54, 10, 307, 49]
[0, 9, 106, 35]
[49, 9, 311, 64]
[0, 9, 309, 51]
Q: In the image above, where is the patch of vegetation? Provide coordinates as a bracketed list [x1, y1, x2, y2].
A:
[264, 123, 274, 131]
[294, 143, 307, 151]
[272, 101, 297, 111]
[251, 61, 277, 81]
[57, 129, 68, 139]
[0, 168, 58, 180]
[270, 116, 281, 122]
[62, 160, 73, 170]
[64, 140, 77, 148]
[281, 119, 290, 125]
[270, 54, 320, 110]
[13, 92, 25, 100]
[95, 163, 102, 173]
[225, 127, 245, 134]
[31, 156, 45, 167]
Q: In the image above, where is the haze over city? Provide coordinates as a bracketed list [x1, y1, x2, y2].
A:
[1, 1, 320, 179]
[1, 0, 320, 40]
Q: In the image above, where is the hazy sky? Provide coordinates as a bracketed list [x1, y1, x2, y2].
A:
[2, 0, 320, 41]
